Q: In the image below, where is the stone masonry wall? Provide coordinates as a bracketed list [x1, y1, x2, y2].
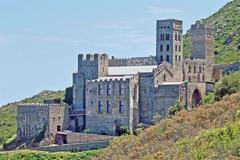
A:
[85, 76, 138, 135]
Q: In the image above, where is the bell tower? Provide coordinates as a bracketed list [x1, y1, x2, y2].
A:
[156, 19, 183, 81]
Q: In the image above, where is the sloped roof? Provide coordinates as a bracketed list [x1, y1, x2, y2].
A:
[108, 65, 157, 76]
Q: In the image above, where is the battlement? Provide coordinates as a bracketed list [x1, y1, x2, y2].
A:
[78, 53, 108, 62]
[191, 21, 214, 35]
[18, 103, 67, 107]
[87, 75, 133, 83]
[108, 56, 157, 66]
[184, 58, 206, 65]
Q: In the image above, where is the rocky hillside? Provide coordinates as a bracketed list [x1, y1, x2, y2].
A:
[184, 0, 240, 64]
[0, 90, 65, 146]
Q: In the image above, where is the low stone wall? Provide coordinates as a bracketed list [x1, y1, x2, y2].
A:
[36, 140, 109, 152]
[66, 132, 114, 144]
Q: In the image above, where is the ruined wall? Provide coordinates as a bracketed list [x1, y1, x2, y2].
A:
[108, 56, 157, 66]
[85, 76, 138, 135]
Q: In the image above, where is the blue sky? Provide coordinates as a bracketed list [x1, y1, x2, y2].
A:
[0, 0, 230, 106]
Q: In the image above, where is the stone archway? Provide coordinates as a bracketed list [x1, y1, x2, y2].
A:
[192, 89, 202, 106]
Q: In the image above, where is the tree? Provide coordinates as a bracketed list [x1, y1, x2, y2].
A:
[63, 87, 73, 105]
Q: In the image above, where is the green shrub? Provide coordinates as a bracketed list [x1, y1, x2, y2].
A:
[3, 134, 16, 146]
[201, 92, 215, 105]
[116, 126, 130, 136]
[168, 101, 184, 116]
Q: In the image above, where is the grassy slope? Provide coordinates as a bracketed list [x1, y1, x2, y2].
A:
[0, 150, 100, 160]
[183, 0, 240, 64]
[97, 93, 240, 160]
[0, 90, 65, 145]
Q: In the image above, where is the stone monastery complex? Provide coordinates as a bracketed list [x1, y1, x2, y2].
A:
[16, 19, 223, 144]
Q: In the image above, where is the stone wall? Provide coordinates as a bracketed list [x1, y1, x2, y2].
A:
[138, 72, 154, 124]
[85, 75, 139, 135]
[153, 82, 187, 117]
[17, 104, 69, 142]
[153, 62, 174, 87]
[17, 104, 49, 141]
[65, 132, 114, 144]
[37, 140, 110, 152]
[108, 56, 157, 66]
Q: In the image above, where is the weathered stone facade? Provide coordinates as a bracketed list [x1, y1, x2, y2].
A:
[17, 103, 69, 141]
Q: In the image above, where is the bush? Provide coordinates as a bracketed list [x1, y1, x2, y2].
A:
[3, 134, 16, 146]
[116, 126, 130, 136]
[215, 71, 240, 100]
[201, 92, 215, 105]
[168, 101, 184, 116]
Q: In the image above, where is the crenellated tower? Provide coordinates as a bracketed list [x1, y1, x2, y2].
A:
[191, 21, 214, 82]
[156, 19, 183, 81]
[72, 53, 108, 111]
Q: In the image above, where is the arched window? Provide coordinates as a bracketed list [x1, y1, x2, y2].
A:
[175, 45, 178, 52]
[197, 74, 200, 82]
[188, 66, 191, 73]
[160, 45, 163, 51]
[179, 45, 181, 52]
[160, 56, 163, 62]
[188, 76, 191, 82]
[160, 34, 164, 40]
[166, 55, 169, 62]
[166, 34, 170, 40]
[199, 66, 202, 73]
[194, 66, 196, 73]
[166, 44, 170, 51]
[202, 75, 205, 81]
[163, 74, 167, 82]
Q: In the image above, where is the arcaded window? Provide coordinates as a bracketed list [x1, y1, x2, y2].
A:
[197, 74, 200, 82]
[98, 101, 103, 113]
[119, 84, 124, 96]
[166, 44, 170, 51]
[98, 84, 102, 95]
[119, 101, 124, 113]
[178, 35, 181, 41]
[160, 45, 163, 51]
[160, 34, 164, 40]
[188, 66, 191, 73]
[163, 74, 167, 82]
[199, 66, 202, 73]
[166, 34, 170, 40]
[107, 101, 111, 113]
[166, 55, 169, 62]
[107, 83, 111, 95]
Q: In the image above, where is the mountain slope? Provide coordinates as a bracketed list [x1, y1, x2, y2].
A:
[0, 90, 65, 145]
[184, 0, 240, 64]
[97, 92, 240, 159]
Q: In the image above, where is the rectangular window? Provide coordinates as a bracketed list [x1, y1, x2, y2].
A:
[179, 45, 181, 52]
[160, 45, 163, 51]
[107, 83, 111, 95]
[175, 45, 178, 52]
[119, 101, 124, 113]
[178, 35, 181, 41]
[175, 34, 178, 41]
[98, 101, 103, 113]
[119, 84, 124, 96]
[107, 101, 111, 113]
[98, 84, 102, 95]
[160, 34, 164, 40]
